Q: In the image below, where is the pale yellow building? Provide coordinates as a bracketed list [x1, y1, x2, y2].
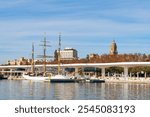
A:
[58, 48, 78, 60]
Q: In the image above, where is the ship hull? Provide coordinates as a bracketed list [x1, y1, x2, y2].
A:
[22, 74, 49, 81]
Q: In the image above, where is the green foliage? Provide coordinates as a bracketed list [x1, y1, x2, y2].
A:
[106, 67, 123, 73]
[129, 66, 150, 73]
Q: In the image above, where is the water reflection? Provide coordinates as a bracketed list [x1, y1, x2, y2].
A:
[0, 80, 150, 100]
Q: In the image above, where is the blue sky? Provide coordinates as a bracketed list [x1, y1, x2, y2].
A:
[0, 0, 150, 64]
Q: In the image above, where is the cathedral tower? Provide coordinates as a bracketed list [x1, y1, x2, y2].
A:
[110, 40, 118, 55]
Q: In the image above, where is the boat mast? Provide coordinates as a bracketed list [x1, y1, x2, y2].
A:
[43, 37, 47, 75]
[58, 33, 61, 75]
[31, 43, 35, 74]
[38, 33, 51, 76]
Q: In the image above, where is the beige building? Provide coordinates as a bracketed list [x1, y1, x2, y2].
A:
[110, 40, 118, 55]
[7, 57, 31, 65]
[55, 47, 78, 60]
[88, 54, 99, 60]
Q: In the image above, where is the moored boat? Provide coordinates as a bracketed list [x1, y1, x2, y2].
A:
[23, 36, 51, 81]
[83, 75, 105, 83]
[48, 34, 79, 83]
[49, 74, 82, 83]
[22, 73, 49, 81]
[0, 74, 7, 80]
[88, 79, 105, 83]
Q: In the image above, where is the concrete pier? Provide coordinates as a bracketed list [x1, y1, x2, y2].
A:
[1, 62, 150, 81]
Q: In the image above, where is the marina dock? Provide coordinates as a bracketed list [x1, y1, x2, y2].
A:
[2, 62, 150, 83]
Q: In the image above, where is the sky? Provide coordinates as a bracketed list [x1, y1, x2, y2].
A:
[0, 0, 150, 64]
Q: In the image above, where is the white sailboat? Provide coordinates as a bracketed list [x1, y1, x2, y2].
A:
[23, 33, 79, 82]
[22, 74, 49, 81]
[23, 36, 51, 81]
[49, 33, 77, 82]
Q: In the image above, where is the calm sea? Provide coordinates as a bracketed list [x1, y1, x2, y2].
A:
[0, 80, 150, 100]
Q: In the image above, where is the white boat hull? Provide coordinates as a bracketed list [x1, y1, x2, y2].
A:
[50, 75, 80, 83]
[22, 74, 49, 81]
[50, 75, 70, 79]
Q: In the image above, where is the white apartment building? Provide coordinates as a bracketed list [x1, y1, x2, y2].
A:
[59, 48, 78, 60]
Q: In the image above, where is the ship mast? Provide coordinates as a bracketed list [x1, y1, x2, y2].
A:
[58, 33, 61, 75]
[43, 37, 47, 75]
[31, 43, 35, 74]
[38, 33, 51, 76]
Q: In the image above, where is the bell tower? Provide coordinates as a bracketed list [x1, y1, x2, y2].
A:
[110, 40, 118, 55]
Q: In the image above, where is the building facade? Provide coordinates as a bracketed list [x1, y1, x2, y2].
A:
[7, 57, 30, 65]
[88, 54, 99, 60]
[110, 40, 118, 55]
[55, 48, 78, 60]
[7, 57, 42, 65]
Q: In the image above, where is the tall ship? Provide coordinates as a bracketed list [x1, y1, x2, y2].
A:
[22, 35, 50, 81]
[22, 34, 77, 82]
[49, 33, 79, 83]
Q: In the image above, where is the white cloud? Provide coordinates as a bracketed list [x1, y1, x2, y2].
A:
[0, 19, 150, 38]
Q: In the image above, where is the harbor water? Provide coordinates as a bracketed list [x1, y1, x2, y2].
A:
[0, 80, 150, 100]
